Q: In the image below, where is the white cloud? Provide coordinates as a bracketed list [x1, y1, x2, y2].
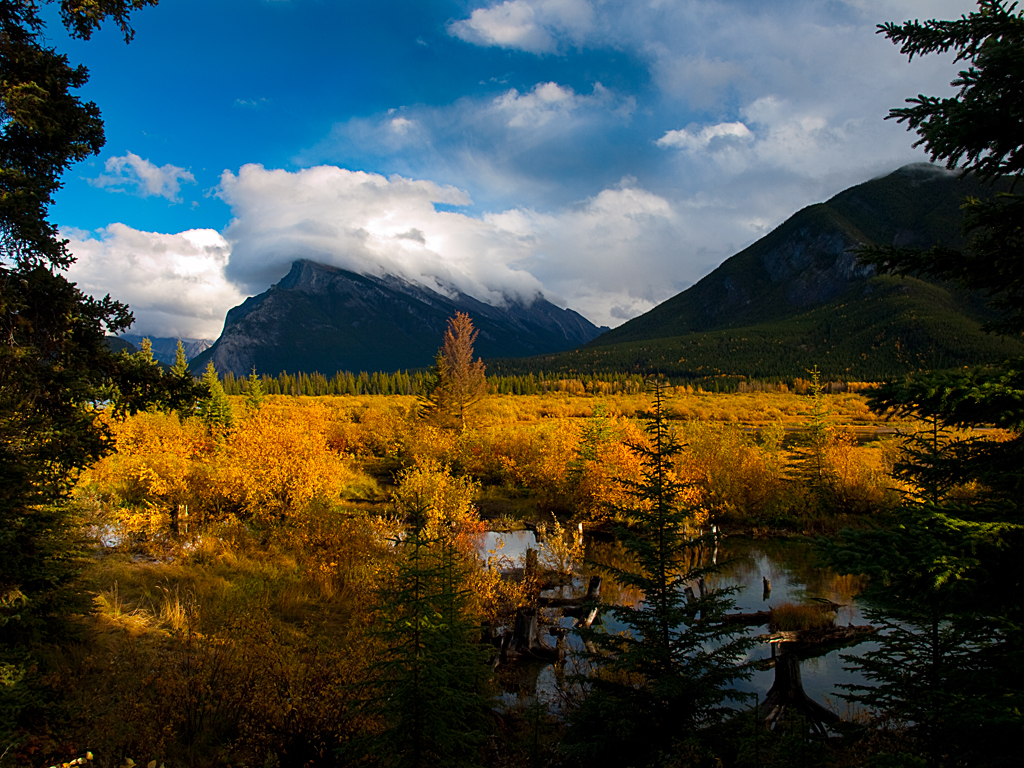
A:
[301, 79, 635, 212]
[216, 164, 546, 305]
[486, 181, 683, 324]
[235, 97, 271, 108]
[657, 121, 753, 152]
[389, 116, 416, 135]
[89, 152, 196, 202]
[493, 81, 615, 127]
[212, 164, 695, 329]
[447, 0, 594, 55]
[64, 225, 244, 339]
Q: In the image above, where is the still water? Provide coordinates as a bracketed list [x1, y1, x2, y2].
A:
[479, 530, 878, 714]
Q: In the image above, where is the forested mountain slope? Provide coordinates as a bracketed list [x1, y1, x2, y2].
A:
[594, 164, 1006, 343]
[490, 164, 1024, 380]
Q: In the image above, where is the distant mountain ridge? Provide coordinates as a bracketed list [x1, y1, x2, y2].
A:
[119, 335, 212, 366]
[193, 260, 605, 375]
[490, 164, 1024, 381]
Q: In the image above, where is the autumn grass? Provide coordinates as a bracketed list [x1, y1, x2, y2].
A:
[242, 388, 897, 428]
[769, 601, 837, 632]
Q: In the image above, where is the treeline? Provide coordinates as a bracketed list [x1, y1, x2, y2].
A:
[219, 368, 871, 397]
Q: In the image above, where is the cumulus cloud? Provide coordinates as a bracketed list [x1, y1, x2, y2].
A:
[64, 154, 891, 339]
[656, 121, 753, 152]
[64, 225, 244, 339]
[301, 79, 635, 212]
[216, 164, 706, 329]
[88, 152, 196, 202]
[486, 181, 684, 324]
[447, 0, 594, 54]
[493, 81, 616, 127]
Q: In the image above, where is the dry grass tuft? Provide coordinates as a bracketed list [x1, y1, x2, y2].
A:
[769, 601, 836, 632]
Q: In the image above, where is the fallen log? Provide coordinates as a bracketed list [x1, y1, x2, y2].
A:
[720, 610, 773, 626]
[538, 576, 602, 608]
[762, 624, 877, 647]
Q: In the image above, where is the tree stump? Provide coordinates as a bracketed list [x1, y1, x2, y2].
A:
[760, 651, 840, 736]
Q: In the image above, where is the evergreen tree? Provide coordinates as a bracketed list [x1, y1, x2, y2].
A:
[1, 0, 161, 752]
[171, 339, 188, 376]
[159, 339, 204, 416]
[368, 465, 491, 768]
[825, 3, 1024, 762]
[244, 367, 265, 412]
[197, 361, 234, 429]
[564, 380, 752, 767]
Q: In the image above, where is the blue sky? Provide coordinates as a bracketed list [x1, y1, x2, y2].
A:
[48, 0, 976, 339]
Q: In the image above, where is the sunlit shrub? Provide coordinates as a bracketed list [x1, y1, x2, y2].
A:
[220, 405, 358, 523]
[675, 420, 790, 525]
[393, 459, 482, 547]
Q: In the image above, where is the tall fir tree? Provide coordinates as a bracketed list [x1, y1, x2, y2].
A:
[244, 367, 265, 413]
[197, 360, 234, 429]
[564, 380, 752, 767]
[368, 464, 491, 768]
[1, 0, 161, 753]
[825, 3, 1024, 763]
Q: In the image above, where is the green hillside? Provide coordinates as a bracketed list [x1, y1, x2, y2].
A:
[488, 275, 1024, 382]
[589, 165, 1009, 349]
[484, 165, 1024, 382]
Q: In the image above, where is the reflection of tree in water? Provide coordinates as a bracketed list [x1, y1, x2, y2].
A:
[584, 537, 867, 625]
[713, 540, 866, 603]
[581, 539, 643, 608]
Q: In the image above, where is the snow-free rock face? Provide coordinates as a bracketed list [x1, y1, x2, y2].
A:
[194, 261, 605, 375]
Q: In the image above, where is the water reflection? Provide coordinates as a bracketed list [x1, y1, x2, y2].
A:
[480, 532, 878, 713]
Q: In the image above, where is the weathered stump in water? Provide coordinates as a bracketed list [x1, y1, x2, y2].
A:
[760, 651, 840, 736]
[501, 607, 560, 663]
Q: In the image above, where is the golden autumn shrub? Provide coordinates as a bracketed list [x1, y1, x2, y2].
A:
[220, 405, 359, 523]
[393, 459, 482, 546]
[675, 420, 789, 524]
[818, 427, 893, 514]
[79, 410, 218, 543]
[485, 419, 581, 505]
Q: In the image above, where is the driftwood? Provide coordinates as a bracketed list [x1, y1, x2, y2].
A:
[538, 576, 602, 608]
[762, 624, 877, 652]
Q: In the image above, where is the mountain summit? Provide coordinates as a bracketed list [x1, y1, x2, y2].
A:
[196, 260, 604, 375]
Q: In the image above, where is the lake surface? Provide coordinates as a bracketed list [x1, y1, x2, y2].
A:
[480, 530, 879, 715]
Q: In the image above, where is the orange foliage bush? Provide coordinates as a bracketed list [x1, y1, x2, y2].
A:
[675, 420, 788, 524]
[220, 405, 357, 523]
